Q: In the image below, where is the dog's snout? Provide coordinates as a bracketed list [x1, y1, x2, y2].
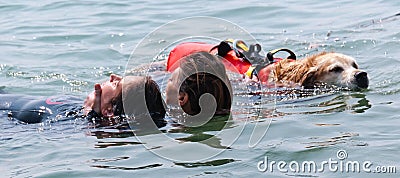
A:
[355, 71, 367, 78]
[354, 71, 368, 89]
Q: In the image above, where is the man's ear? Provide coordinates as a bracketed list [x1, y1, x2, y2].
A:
[178, 92, 189, 106]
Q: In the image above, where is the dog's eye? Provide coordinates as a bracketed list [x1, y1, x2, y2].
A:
[352, 62, 358, 69]
[330, 66, 344, 73]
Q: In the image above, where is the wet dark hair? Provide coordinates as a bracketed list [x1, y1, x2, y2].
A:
[111, 93, 123, 116]
[111, 77, 166, 125]
[178, 52, 232, 115]
[143, 78, 167, 127]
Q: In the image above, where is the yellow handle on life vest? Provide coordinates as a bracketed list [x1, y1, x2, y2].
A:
[225, 39, 249, 52]
[245, 66, 257, 78]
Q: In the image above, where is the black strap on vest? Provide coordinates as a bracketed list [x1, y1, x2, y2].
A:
[266, 48, 297, 63]
[210, 40, 260, 64]
[210, 40, 297, 78]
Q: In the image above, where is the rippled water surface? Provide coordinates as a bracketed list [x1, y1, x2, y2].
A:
[1, 0, 400, 177]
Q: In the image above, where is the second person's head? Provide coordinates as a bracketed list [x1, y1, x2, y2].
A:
[166, 52, 232, 116]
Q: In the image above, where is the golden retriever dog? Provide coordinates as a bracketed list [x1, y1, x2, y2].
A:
[258, 52, 369, 89]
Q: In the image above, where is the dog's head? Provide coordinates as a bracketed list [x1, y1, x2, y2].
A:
[301, 52, 369, 89]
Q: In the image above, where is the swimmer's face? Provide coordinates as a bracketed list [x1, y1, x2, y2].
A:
[84, 74, 123, 117]
[100, 74, 123, 117]
[165, 67, 181, 106]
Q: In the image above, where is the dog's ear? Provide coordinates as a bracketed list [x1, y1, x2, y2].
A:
[301, 67, 317, 89]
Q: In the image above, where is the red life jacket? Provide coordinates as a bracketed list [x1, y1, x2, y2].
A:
[166, 42, 252, 74]
[256, 58, 295, 84]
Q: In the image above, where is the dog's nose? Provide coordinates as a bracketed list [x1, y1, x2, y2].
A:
[354, 71, 368, 89]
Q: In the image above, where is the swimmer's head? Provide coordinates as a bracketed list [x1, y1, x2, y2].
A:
[84, 75, 165, 122]
[114, 76, 166, 122]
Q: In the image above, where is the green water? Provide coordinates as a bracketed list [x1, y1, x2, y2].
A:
[1, 0, 400, 177]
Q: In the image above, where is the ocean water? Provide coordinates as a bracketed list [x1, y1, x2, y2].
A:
[1, 0, 400, 177]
